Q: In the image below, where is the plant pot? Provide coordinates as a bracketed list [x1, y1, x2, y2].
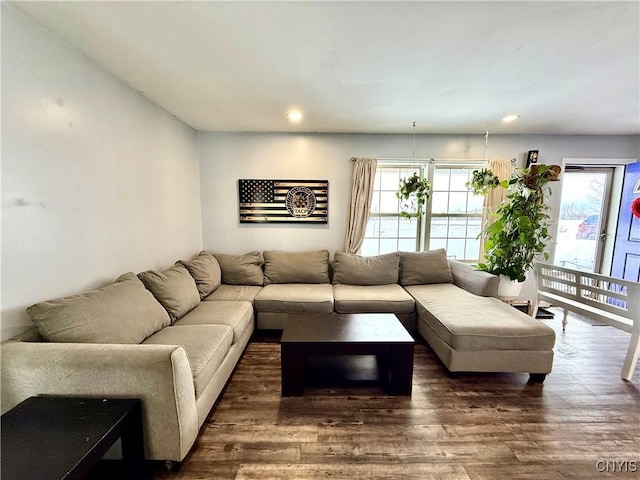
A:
[497, 275, 523, 299]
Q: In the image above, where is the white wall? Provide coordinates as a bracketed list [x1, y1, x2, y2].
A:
[198, 131, 638, 302]
[1, 5, 203, 340]
[199, 131, 639, 254]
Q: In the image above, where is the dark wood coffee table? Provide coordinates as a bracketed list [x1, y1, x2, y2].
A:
[280, 313, 414, 396]
[1, 396, 145, 480]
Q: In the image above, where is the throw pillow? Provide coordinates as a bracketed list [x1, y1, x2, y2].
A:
[263, 250, 330, 285]
[399, 248, 454, 285]
[178, 251, 222, 299]
[332, 252, 399, 285]
[212, 251, 264, 286]
[138, 264, 201, 321]
[27, 272, 170, 344]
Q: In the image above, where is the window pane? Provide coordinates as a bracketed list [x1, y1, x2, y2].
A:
[370, 192, 380, 213]
[448, 217, 467, 237]
[365, 216, 380, 237]
[431, 192, 448, 214]
[430, 217, 448, 237]
[447, 239, 465, 259]
[380, 192, 399, 213]
[465, 238, 481, 260]
[380, 217, 399, 238]
[433, 169, 450, 191]
[379, 239, 399, 254]
[430, 238, 447, 251]
[468, 193, 483, 213]
[373, 170, 381, 190]
[399, 217, 418, 237]
[467, 217, 482, 238]
[360, 239, 378, 256]
[380, 169, 400, 190]
[398, 238, 417, 251]
[449, 192, 468, 213]
[450, 168, 470, 190]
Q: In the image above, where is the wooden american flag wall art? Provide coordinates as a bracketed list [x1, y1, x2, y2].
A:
[238, 179, 329, 224]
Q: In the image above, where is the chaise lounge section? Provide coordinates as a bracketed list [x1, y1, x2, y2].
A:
[408, 282, 556, 379]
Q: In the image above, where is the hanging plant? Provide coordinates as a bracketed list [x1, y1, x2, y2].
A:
[466, 168, 503, 195]
[397, 172, 431, 219]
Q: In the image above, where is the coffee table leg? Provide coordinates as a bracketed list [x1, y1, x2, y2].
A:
[281, 343, 304, 396]
[121, 401, 146, 479]
[388, 344, 414, 395]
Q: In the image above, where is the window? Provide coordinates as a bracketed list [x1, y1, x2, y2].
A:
[361, 162, 484, 261]
[361, 166, 422, 255]
[428, 165, 484, 261]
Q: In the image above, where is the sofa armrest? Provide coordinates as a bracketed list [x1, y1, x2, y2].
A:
[449, 260, 499, 297]
[1, 341, 198, 462]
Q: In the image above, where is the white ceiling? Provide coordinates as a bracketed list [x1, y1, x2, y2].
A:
[13, 1, 640, 135]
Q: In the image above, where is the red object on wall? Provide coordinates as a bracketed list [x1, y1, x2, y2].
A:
[632, 197, 640, 219]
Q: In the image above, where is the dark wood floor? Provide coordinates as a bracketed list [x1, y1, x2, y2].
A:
[150, 311, 640, 479]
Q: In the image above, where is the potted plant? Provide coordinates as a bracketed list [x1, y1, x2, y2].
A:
[467, 164, 559, 296]
[396, 172, 431, 219]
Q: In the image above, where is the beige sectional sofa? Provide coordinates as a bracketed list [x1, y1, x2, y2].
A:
[1, 247, 556, 464]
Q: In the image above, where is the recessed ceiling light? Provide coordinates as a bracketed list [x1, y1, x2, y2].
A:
[287, 110, 303, 123]
[502, 114, 520, 123]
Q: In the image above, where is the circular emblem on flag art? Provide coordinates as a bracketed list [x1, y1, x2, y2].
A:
[285, 186, 316, 218]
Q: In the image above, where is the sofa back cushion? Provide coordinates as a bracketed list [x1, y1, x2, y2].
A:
[213, 251, 264, 286]
[27, 272, 170, 344]
[263, 250, 330, 285]
[332, 252, 399, 285]
[399, 249, 454, 285]
[138, 264, 201, 321]
[178, 251, 222, 299]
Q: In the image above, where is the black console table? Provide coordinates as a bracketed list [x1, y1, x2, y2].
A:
[1, 396, 145, 480]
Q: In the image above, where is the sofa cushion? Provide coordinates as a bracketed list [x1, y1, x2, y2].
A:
[174, 301, 253, 344]
[333, 284, 415, 314]
[332, 252, 399, 285]
[27, 273, 170, 344]
[254, 284, 334, 313]
[143, 324, 233, 398]
[203, 285, 263, 304]
[138, 264, 201, 322]
[213, 251, 264, 286]
[405, 283, 556, 351]
[263, 250, 330, 284]
[399, 249, 454, 285]
[178, 251, 222, 299]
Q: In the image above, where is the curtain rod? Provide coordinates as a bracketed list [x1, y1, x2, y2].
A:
[351, 157, 517, 163]
[352, 157, 484, 162]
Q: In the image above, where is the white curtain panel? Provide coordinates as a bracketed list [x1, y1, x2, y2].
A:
[344, 157, 377, 254]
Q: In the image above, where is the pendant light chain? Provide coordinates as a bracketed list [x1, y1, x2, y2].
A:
[412, 121, 417, 162]
[484, 129, 489, 164]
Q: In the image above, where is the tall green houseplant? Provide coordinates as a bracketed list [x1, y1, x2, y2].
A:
[468, 164, 558, 283]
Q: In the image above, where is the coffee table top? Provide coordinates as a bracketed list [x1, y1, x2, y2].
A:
[1, 396, 142, 480]
[281, 313, 414, 344]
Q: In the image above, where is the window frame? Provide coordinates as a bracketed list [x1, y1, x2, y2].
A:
[425, 162, 485, 261]
[363, 164, 424, 254]
[362, 160, 486, 260]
